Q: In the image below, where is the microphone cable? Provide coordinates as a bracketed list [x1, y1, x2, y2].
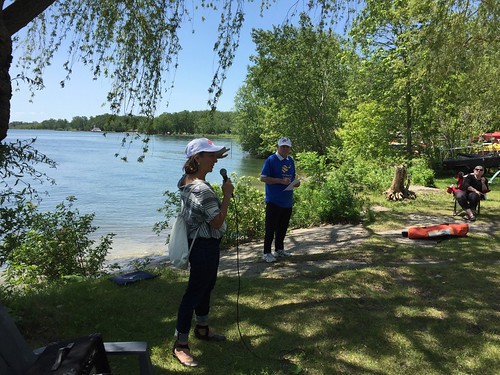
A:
[223, 172, 261, 359]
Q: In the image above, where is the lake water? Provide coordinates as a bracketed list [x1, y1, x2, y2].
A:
[6, 129, 263, 261]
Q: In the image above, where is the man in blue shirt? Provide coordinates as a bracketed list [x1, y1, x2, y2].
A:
[260, 137, 300, 263]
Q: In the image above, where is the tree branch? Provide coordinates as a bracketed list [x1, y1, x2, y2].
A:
[3, 0, 56, 36]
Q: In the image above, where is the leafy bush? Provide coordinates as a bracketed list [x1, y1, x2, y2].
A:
[333, 156, 395, 193]
[290, 183, 323, 227]
[2, 197, 114, 291]
[295, 151, 328, 183]
[153, 190, 181, 238]
[408, 158, 435, 187]
[156, 175, 265, 249]
[292, 153, 363, 226]
[223, 175, 265, 246]
[156, 167, 362, 252]
[298, 170, 362, 225]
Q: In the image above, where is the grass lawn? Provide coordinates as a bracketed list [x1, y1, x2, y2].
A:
[3, 178, 499, 374]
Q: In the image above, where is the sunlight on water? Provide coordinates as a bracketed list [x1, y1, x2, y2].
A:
[6, 130, 263, 261]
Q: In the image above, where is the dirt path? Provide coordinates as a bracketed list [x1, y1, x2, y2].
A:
[217, 224, 370, 277]
[140, 213, 498, 278]
[215, 212, 499, 278]
[111, 188, 499, 277]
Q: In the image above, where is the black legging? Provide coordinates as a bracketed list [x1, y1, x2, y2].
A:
[263, 202, 292, 254]
[176, 237, 221, 341]
[454, 190, 481, 211]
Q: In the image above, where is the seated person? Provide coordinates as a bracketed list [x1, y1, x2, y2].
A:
[454, 165, 489, 221]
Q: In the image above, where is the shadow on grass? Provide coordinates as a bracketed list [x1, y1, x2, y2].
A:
[3, 186, 499, 374]
[4, 240, 499, 374]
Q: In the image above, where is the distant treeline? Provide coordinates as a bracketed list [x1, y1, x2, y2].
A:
[9, 110, 236, 135]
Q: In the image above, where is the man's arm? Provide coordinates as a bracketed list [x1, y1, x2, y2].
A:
[260, 176, 290, 185]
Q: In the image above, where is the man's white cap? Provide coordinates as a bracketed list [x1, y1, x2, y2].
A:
[185, 138, 230, 158]
[278, 137, 292, 147]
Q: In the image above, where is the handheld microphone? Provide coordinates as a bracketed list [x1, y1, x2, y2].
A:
[220, 168, 228, 183]
[220, 168, 234, 197]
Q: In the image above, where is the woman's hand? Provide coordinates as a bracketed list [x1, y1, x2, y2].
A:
[222, 179, 234, 198]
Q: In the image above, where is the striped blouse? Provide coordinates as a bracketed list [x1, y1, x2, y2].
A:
[178, 178, 226, 239]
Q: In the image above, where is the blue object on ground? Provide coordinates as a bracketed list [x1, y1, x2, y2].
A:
[109, 271, 157, 286]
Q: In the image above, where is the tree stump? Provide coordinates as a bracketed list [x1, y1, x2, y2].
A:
[385, 165, 416, 201]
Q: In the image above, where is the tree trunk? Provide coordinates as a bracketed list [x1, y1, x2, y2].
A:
[0, 0, 57, 141]
[385, 165, 416, 201]
[405, 78, 412, 159]
[0, 14, 12, 142]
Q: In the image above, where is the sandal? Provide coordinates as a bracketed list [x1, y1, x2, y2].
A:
[194, 324, 226, 341]
[463, 214, 476, 222]
[172, 341, 199, 367]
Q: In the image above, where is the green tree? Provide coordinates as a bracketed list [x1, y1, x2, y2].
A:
[234, 83, 272, 157]
[349, 0, 428, 160]
[71, 116, 90, 131]
[419, 0, 499, 160]
[2, 1, 357, 142]
[152, 113, 175, 135]
[236, 15, 349, 156]
[0, 0, 251, 141]
[348, 0, 498, 163]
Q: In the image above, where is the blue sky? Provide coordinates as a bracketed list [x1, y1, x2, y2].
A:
[10, 2, 311, 123]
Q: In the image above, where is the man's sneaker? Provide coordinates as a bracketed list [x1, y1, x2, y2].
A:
[274, 249, 292, 257]
[262, 253, 277, 263]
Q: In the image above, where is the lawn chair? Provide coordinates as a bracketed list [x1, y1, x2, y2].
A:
[447, 172, 467, 215]
[447, 171, 489, 216]
[0, 301, 154, 375]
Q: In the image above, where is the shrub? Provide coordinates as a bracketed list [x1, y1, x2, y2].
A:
[156, 175, 265, 250]
[334, 157, 395, 194]
[408, 158, 435, 187]
[292, 161, 362, 226]
[291, 183, 323, 227]
[2, 197, 114, 290]
[295, 151, 328, 183]
[223, 175, 265, 246]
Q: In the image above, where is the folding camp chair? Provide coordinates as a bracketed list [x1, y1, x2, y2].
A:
[0, 302, 154, 375]
[453, 195, 481, 216]
[448, 171, 489, 216]
[447, 172, 466, 215]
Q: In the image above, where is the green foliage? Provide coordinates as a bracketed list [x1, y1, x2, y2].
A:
[293, 170, 362, 227]
[348, 0, 498, 162]
[0, 138, 56, 206]
[236, 15, 349, 156]
[155, 175, 265, 249]
[224, 175, 266, 246]
[327, 146, 396, 194]
[1, 197, 114, 291]
[408, 158, 435, 187]
[10, 110, 235, 135]
[337, 100, 399, 160]
[153, 190, 181, 239]
[14, 2, 249, 119]
[295, 151, 328, 184]
[290, 183, 323, 227]
[156, 167, 363, 251]
[1, 138, 58, 269]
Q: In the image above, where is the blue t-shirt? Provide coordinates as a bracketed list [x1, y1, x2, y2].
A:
[261, 152, 296, 208]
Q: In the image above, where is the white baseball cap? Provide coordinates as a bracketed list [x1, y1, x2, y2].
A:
[185, 138, 230, 158]
[278, 137, 292, 147]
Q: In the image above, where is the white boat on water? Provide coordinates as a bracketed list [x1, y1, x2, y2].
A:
[91, 127, 102, 132]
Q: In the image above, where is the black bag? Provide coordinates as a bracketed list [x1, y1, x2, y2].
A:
[26, 333, 111, 375]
